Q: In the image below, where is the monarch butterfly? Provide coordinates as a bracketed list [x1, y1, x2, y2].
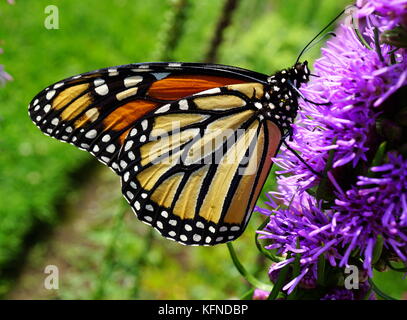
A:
[28, 11, 343, 246]
[28, 61, 310, 245]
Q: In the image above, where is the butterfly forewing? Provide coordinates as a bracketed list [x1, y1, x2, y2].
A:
[28, 63, 264, 173]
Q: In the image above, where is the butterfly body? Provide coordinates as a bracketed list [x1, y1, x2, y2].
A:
[28, 61, 310, 245]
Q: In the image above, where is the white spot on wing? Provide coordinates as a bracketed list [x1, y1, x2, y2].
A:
[155, 104, 170, 114]
[108, 68, 119, 76]
[124, 76, 143, 88]
[116, 87, 138, 101]
[128, 151, 135, 160]
[106, 144, 116, 153]
[94, 78, 105, 86]
[43, 104, 51, 113]
[46, 90, 56, 100]
[54, 83, 64, 89]
[135, 201, 141, 211]
[85, 129, 97, 139]
[95, 84, 109, 95]
[193, 87, 221, 96]
[102, 134, 111, 142]
[125, 140, 133, 151]
[179, 99, 189, 110]
[126, 191, 134, 200]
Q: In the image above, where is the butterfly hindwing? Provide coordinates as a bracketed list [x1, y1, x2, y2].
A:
[119, 83, 282, 245]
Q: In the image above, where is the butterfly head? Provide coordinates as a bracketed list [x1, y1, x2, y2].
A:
[266, 60, 311, 89]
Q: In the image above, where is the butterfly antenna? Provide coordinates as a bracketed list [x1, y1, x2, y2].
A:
[295, 9, 346, 65]
[298, 31, 337, 59]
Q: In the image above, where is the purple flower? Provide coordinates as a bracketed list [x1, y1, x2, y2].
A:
[357, 0, 407, 28]
[333, 152, 407, 275]
[321, 288, 355, 300]
[252, 289, 269, 300]
[321, 282, 376, 300]
[0, 64, 12, 86]
[274, 21, 407, 198]
[1, 0, 14, 85]
[257, 199, 340, 294]
[257, 0, 407, 298]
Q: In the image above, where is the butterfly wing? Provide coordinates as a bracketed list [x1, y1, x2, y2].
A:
[28, 62, 268, 173]
[29, 62, 281, 245]
[119, 82, 282, 245]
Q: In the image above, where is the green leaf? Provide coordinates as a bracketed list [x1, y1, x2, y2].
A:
[240, 288, 255, 300]
[387, 261, 407, 272]
[369, 278, 397, 300]
[268, 263, 290, 300]
[317, 253, 326, 286]
[372, 235, 384, 265]
[287, 239, 301, 300]
[226, 242, 273, 292]
[368, 142, 387, 178]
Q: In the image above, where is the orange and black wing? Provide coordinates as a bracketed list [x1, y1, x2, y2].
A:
[28, 62, 269, 173]
[29, 62, 281, 246]
[118, 82, 282, 245]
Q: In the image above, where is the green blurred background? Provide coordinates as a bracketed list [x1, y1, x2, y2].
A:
[0, 0, 405, 299]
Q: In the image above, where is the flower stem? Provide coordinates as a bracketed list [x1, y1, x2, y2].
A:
[226, 242, 273, 292]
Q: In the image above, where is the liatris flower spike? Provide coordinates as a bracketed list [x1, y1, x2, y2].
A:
[256, 0, 407, 300]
